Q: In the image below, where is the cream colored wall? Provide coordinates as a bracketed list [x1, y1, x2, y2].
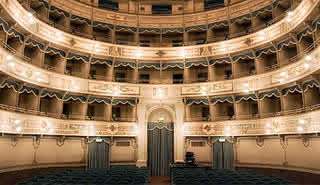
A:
[110, 139, 135, 162]
[236, 136, 320, 172]
[0, 137, 84, 171]
[148, 108, 173, 123]
[186, 138, 212, 163]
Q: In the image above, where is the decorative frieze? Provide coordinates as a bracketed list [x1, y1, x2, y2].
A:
[2, 0, 317, 60]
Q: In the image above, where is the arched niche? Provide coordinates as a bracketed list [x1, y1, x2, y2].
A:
[145, 105, 176, 124]
[148, 108, 173, 123]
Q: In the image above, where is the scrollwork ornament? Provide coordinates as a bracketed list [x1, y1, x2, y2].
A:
[130, 137, 138, 149]
[202, 123, 216, 135]
[11, 136, 19, 147]
[256, 136, 264, 147]
[107, 123, 119, 135]
[56, 136, 65, 147]
[81, 138, 87, 150]
[280, 135, 288, 150]
[32, 136, 41, 149]
[302, 135, 311, 148]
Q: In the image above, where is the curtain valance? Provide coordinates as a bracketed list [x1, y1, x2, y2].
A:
[0, 80, 20, 92]
[185, 60, 209, 68]
[211, 96, 233, 104]
[138, 63, 161, 70]
[162, 28, 184, 34]
[39, 0, 49, 8]
[19, 86, 40, 96]
[25, 39, 46, 51]
[45, 47, 66, 57]
[0, 17, 9, 32]
[49, 6, 70, 17]
[185, 99, 209, 105]
[93, 21, 114, 30]
[88, 96, 112, 104]
[251, 5, 273, 17]
[112, 98, 137, 105]
[67, 52, 89, 62]
[208, 20, 229, 29]
[255, 46, 277, 57]
[258, 89, 281, 99]
[235, 94, 258, 102]
[162, 63, 184, 69]
[91, 58, 113, 66]
[40, 90, 63, 100]
[231, 14, 252, 24]
[114, 61, 136, 68]
[209, 57, 232, 65]
[281, 85, 302, 96]
[8, 29, 24, 43]
[232, 52, 255, 62]
[115, 25, 137, 32]
[148, 122, 174, 130]
[185, 25, 207, 32]
[139, 28, 161, 34]
[303, 80, 319, 91]
[277, 37, 297, 50]
[63, 94, 87, 102]
[70, 15, 91, 24]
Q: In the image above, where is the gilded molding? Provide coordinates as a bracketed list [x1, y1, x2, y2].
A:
[0, 41, 320, 97]
[184, 109, 320, 136]
[1, 0, 317, 60]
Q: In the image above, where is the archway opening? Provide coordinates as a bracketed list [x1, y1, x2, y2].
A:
[147, 108, 174, 177]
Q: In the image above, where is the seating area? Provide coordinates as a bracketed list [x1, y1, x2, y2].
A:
[171, 167, 293, 185]
[17, 166, 149, 185]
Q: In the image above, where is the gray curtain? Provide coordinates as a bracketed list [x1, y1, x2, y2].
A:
[148, 122, 174, 176]
[212, 138, 233, 170]
[88, 138, 110, 169]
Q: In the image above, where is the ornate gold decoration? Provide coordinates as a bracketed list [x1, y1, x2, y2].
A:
[301, 135, 311, 148]
[201, 123, 216, 135]
[256, 136, 264, 147]
[156, 50, 165, 57]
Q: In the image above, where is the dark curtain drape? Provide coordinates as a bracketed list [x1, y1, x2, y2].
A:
[212, 138, 233, 170]
[148, 122, 174, 176]
[88, 138, 110, 169]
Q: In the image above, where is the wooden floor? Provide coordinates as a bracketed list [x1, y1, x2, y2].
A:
[149, 176, 171, 185]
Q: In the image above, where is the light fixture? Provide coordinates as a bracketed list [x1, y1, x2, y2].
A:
[297, 126, 304, 132]
[113, 85, 120, 96]
[298, 119, 305, 124]
[266, 123, 272, 128]
[56, 32, 63, 40]
[305, 55, 312, 61]
[280, 72, 287, 77]
[304, 63, 310, 69]
[258, 32, 265, 40]
[201, 86, 207, 95]
[180, 49, 185, 57]
[6, 55, 13, 60]
[265, 129, 272, 134]
[16, 127, 22, 132]
[135, 49, 142, 58]
[286, 11, 293, 22]
[15, 120, 21, 124]
[157, 87, 164, 98]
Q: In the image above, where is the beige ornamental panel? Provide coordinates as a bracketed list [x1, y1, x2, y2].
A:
[0, 39, 318, 97]
[50, 0, 272, 28]
[1, 0, 317, 60]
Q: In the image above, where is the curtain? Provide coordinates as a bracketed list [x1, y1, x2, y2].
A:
[212, 139, 233, 170]
[88, 139, 110, 169]
[148, 122, 174, 176]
